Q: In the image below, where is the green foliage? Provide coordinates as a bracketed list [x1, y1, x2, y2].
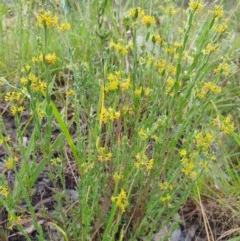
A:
[0, 0, 239, 240]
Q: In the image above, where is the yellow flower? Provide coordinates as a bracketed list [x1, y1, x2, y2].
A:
[165, 77, 174, 94]
[66, 89, 75, 96]
[144, 87, 151, 97]
[10, 106, 18, 116]
[120, 76, 131, 91]
[197, 82, 221, 98]
[6, 136, 11, 142]
[5, 156, 19, 170]
[138, 128, 148, 140]
[20, 77, 27, 85]
[0, 186, 8, 198]
[160, 194, 171, 202]
[31, 56, 38, 63]
[109, 40, 128, 56]
[146, 159, 154, 171]
[105, 71, 122, 92]
[166, 65, 176, 76]
[214, 23, 228, 34]
[179, 149, 187, 157]
[221, 115, 234, 134]
[97, 147, 112, 162]
[181, 158, 195, 178]
[37, 109, 44, 118]
[36, 11, 58, 28]
[165, 6, 178, 15]
[188, 1, 203, 12]
[151, 34, 162, 44]
[134, 152, 153, 172]
[141, 15, 155, 27]
[134, 87, 143, 96]
[28, 73, 38, 82]
[5, 91, 22, 102]
[45, 53, 57, 65]
[159, 181, 173, 191]
[113, 172, 123, 182]
[155, 59, 166, 73]
[202, 44, 219, 55]
[111, 189, 128, 213]
[18, 106, 24, 113]
[164, 46, 175, 54]
[58, 22, 71, 32]
[128, 7, 145, 20]
[195, 132, 213, 150]
[212, 5, 224, 18]
[8, 214, 22, 230]
[214, 62, 230, 77]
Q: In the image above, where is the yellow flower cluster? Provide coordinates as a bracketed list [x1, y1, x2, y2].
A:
[0, 186, 8, 198]
[30, 103, 45, 118]
[197, 81, 221, 99]
[111, 189, 128, 213]
[197, 81, 221, 98]
[138, 128, 149, 140]
[211, 5, 224, 19]
[99, 107, 120, 124]
[214, 62, 230, 77]
[36, 11, 58, 28]
[109, 40, 129, 56]
[160, 194, 171, 203]
[214, 23, 228, 34]
[165, 77, 175, 95]
[195, 132, 213, 151]
[66, 89, 75, 97]
[5, 91, 22, 102]
[120, 77, 131, 91]
[150, 34, 160, 43]
[159, 181, 173, 191]
[141, 15, 155, 27]
[122, 105, 134, 115]
[202, 43, 219, 55]
[8, 214, 22, 230]
[127, 7, 155, 27]
[27, 73, 47, 93]
[31, 53, 44, 64]
[214, 116, 234, 134]
[188, 1, 203, 12]
[179, 149, 187, 157]
[104, 71, 131, 92]
[97, 147, 112, 162]
[45, 53, 57, 65]
[58, 22, 71, 32]
[181, 157, 197, 179]
[4, 92, 24, 116]
[134, 86, 151, 97]
[10, 105, 24, 116]
[5, 156, 19, 170]
[155, 59, 166, 73]
[134, 152, 154, 171]
[127, 7, 145, 20]
[221, 116, 234, 134]
[105, 71, 120, 92]
[113, 172, 123, 183]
